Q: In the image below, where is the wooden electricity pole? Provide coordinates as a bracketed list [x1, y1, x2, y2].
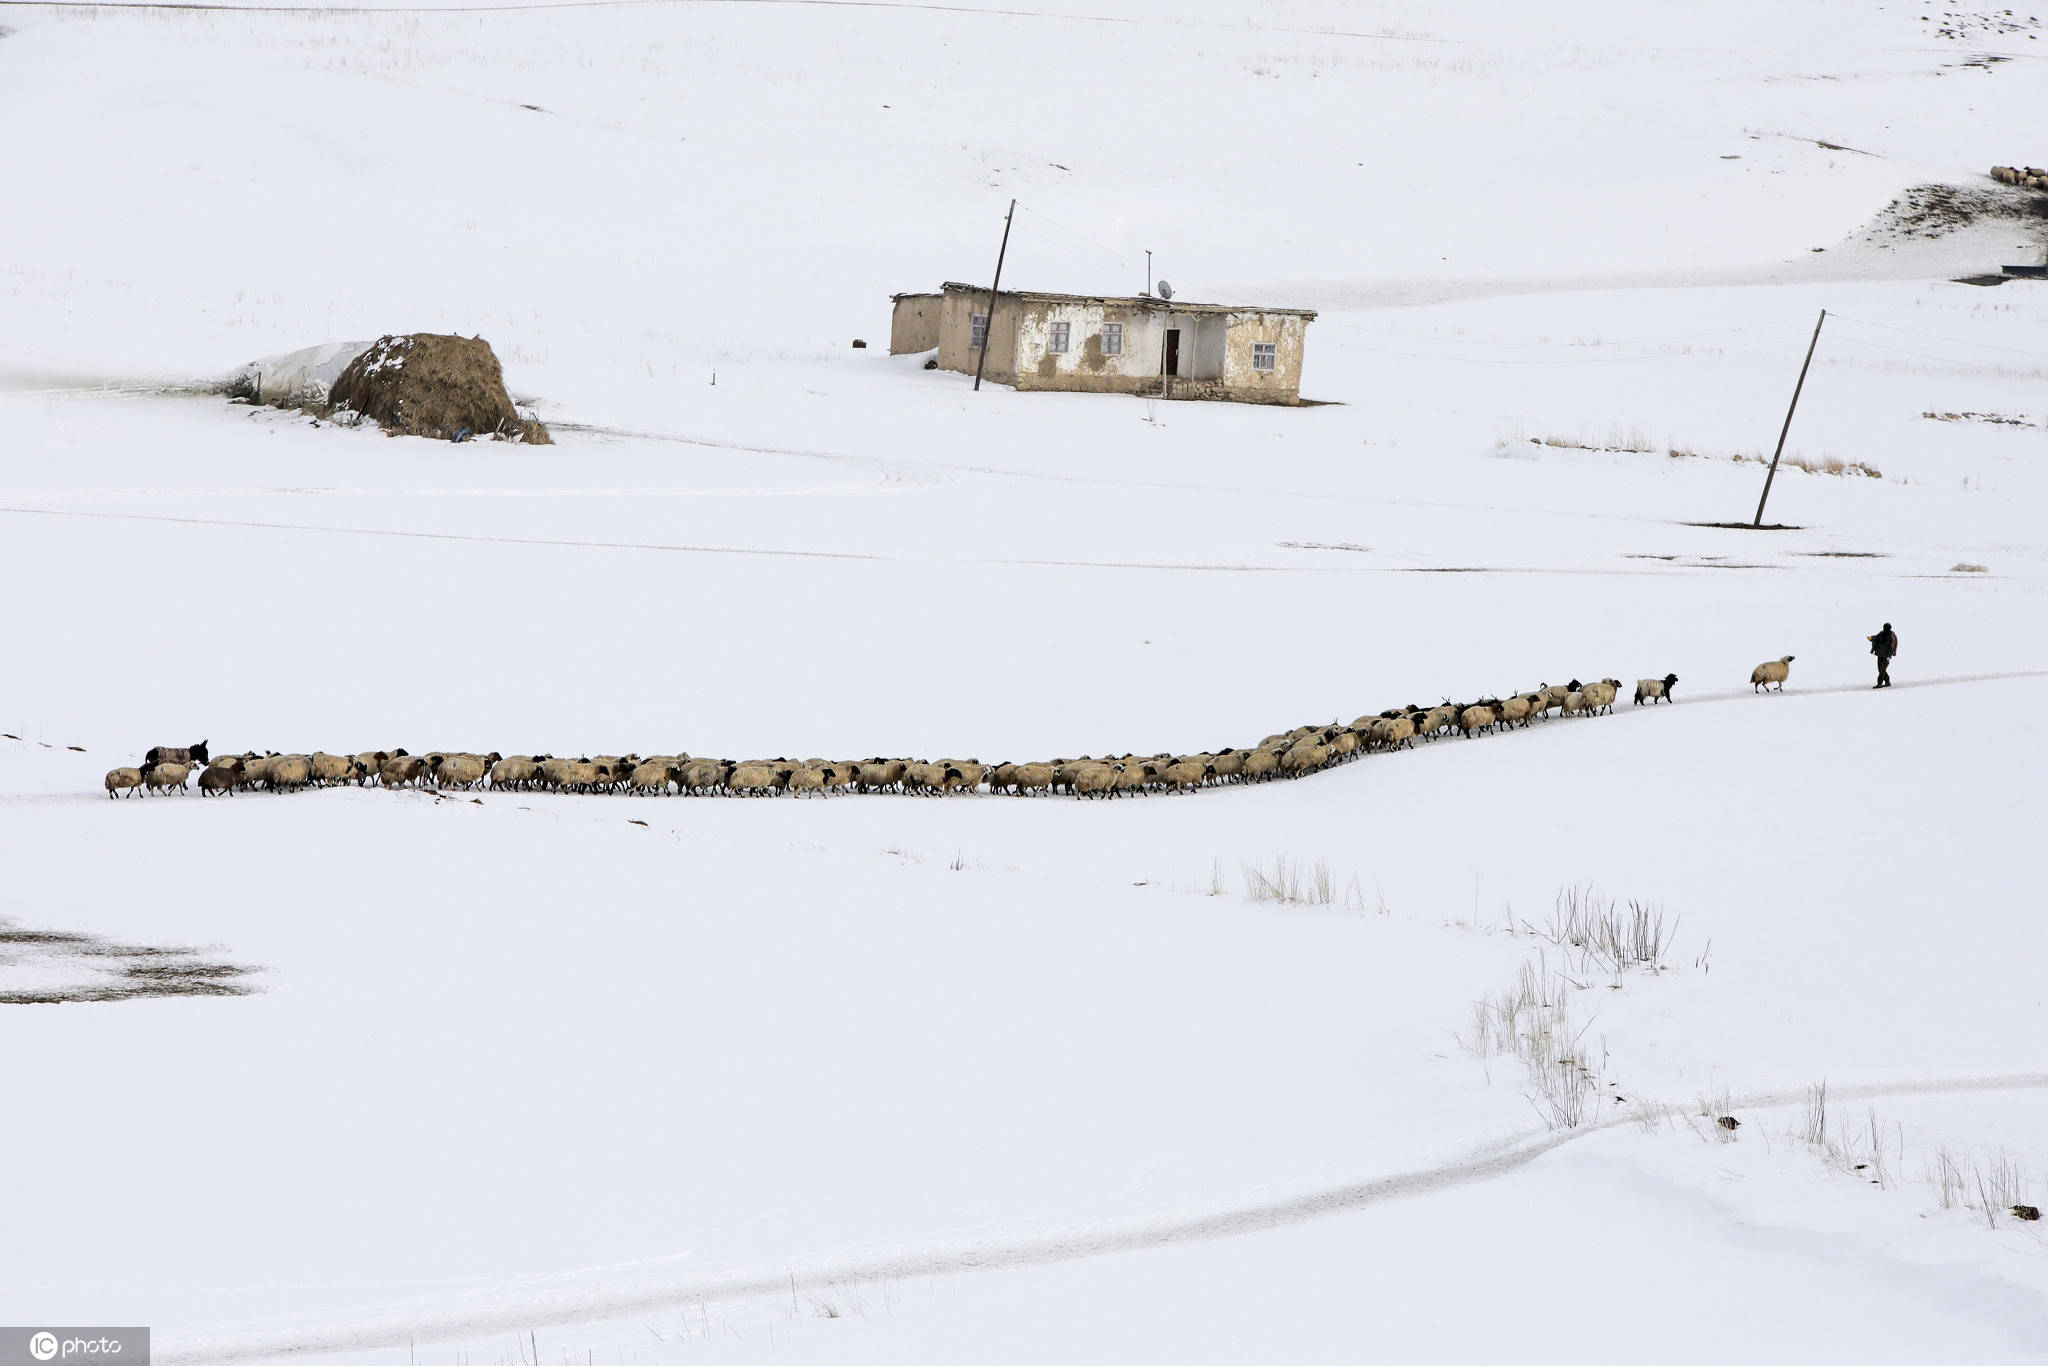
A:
[972, 199, 1017, 393]
[1754, 309, 1826, 528]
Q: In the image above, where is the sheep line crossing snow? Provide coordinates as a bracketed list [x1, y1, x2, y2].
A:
[100, 669, 1767, 800]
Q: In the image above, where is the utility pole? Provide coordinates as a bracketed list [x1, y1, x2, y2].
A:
[1754, 309, 1826, 528]
[973, 198, 1016, 393]
[1146, 250, 1153, 296]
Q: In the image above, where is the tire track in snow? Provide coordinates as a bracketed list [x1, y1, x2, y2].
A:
[159, 1072, 2048, 1365]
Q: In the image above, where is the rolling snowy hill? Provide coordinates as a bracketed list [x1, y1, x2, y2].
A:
[3, 0, 2047, 1361]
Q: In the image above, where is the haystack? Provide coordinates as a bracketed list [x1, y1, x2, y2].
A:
[327, 333, 550, 444]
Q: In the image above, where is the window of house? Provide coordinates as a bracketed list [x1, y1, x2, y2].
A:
[1102, 322, 1124, 356]
[970, 315, 989, 349]
[1252, 342, 1278, 372]
[1048, 321, 1071, 354]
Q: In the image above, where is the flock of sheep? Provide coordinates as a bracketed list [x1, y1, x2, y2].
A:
[99, 666, 1790, 801]
[1991, 165, 2048, 189]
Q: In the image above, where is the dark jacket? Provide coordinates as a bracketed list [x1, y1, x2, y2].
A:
[1870, 628, 1898, 659]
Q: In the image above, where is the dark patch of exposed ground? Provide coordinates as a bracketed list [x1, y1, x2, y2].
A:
[0, 919, 261, 1004]
[1864, 183, 2048, 241]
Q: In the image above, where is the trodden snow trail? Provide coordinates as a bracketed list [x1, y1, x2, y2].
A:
[157, 1071, 2048, 1366]
[48, 668, 2048, 807]
[0, 504, 1792, 575]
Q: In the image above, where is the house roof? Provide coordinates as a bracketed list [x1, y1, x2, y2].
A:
[933, 282, 1317, 320]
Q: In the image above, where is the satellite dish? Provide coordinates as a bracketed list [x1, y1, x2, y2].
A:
[1156, 280, 1175, 301]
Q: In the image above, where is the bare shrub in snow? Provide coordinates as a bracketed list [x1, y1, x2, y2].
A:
[1801, 1082, 1829, 1147]
[1461, 954, 1602, 1131]
[1526, 884, 1676, 976]
[1241, 854, 1333, 906]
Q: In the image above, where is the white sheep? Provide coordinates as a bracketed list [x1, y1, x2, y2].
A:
[1751, 655, 1794, 693]
[308, 752, 355, 785]
[628, 760, 679, 795]
[1580, 680, 1620, 715]
[381, 754, 426, 788]
[727, 762, 783, 796]
[1072, 762, 1120, 799]
[143, 761, 192, 795]
[269, 755, 312, 792]
[431, 753, 490, 789]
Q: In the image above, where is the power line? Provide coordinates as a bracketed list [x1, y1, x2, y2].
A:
[1010, 225, 1133, 272]
[1313, 329, 1806, 366]
[1821, 330, 2048, 377]
[1014, 205, 1142, 269]
[1314, 315, 1811, 351]
[1827, 313, 2048, 364]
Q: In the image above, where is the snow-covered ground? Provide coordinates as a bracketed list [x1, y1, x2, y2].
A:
[4, 0, 2048, 1360]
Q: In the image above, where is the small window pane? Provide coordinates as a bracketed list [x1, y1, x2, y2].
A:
[971, 314, 989, 349]
[1252, 342, 1278, 372]
[1048, 321, 1071, 354]
[1102, 323, 1124, 356]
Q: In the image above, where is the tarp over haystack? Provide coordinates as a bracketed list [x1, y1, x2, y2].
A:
[327, 334, 550, 444]
[230, 340, 374, 407]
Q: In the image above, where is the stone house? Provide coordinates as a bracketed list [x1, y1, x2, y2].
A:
[890, 282, 1316, 404]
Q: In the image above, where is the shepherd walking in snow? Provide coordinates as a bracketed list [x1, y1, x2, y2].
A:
[1869, 622, 1898, 689]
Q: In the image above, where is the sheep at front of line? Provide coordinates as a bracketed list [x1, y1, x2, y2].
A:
[105, 767, 145, 799]
[1750, 655, 1794, 693]
[1634, 673, 1679, 705]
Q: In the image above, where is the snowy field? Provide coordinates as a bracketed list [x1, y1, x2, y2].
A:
[4, 0, 2048, 1361]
